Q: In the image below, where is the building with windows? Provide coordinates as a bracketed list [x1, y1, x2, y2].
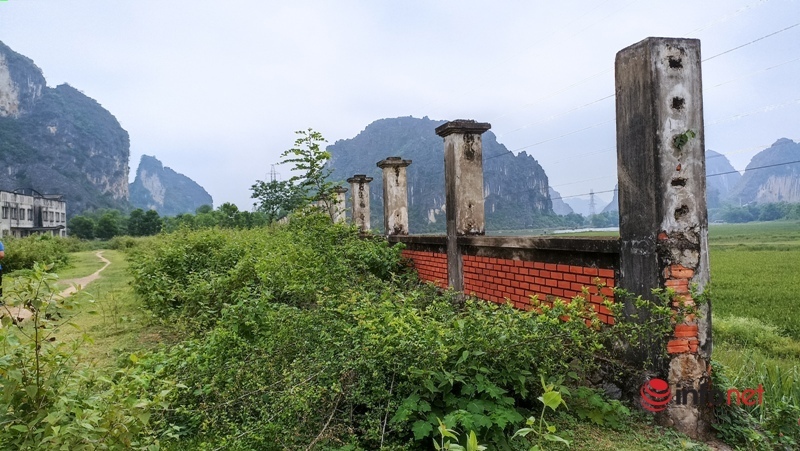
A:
[0, 189, 67, 238]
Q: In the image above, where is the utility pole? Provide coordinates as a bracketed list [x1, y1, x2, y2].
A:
[588, 189, 596, 216]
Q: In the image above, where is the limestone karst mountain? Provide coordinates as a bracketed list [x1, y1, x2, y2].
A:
[706, 149, 742, 208]
[0, 40, 129, 216]
[129, 155, 213, 216]
[327, 116, 554, 232]
[727, 138, 800, 205]
[0, 40, 212, 217]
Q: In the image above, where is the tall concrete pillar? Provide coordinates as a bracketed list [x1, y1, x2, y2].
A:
[377, 157, 412, 235]
[331, 186, 348, 223]
[347, 174, 373, 233]
[435, 119, 491, 291]
[615, 37, 711, 438]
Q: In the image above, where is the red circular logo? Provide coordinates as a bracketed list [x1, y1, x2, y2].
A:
[641, 378, 672, 412]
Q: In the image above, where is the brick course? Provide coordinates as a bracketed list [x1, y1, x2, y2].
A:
[401, 249, 448, 289]
[463, 255, 616, 325]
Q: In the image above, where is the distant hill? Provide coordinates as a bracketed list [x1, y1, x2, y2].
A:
[549, 187, 573, 215]
[706, 150, 741, 207]
[601, 186, 619, 213]
[0, 40, 130, 216]
[0, 40, 211, 218]
[129, 155, 213, 216]
[327, 116, 553, 232]
[727, 138, 800, 205]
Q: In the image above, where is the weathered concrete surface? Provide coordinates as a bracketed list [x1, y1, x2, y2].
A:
[435, 120, 491, 291]
[459, 235, 619, 269]
[347, 175, 373, 232]
[615, 37, 711, 438]
[377, 157, 412, 235]
[331, 186, 348, 223]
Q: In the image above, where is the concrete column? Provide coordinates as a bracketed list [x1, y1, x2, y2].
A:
[331, 186, 348, 223]
[347, 174, 373, 233]
[615, 37, 711, 438]
[377, 157, 412, 236]
[435, 119, 491, 291]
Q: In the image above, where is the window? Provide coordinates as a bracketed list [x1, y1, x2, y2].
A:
[11, 208, 16, 220]
[28, 209, 32, 220]
[50, 211, 54, 222]
[20, 209, 25, 220]
[1, 207, 7, 219]
[62, 213, 66, 222]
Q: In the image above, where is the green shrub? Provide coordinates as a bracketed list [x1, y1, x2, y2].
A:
[130, 274, 657, 448]
[1, 234, 71, 272]
[127, 213, 404, 329]
[0, 263, 162, 450]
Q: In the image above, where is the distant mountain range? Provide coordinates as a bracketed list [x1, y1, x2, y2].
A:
[327, 116, 554, 232]
[0, 40, 211, 217]
[602, 139, 800, 212]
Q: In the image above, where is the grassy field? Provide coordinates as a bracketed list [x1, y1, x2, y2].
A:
[4, 250, 173, 368]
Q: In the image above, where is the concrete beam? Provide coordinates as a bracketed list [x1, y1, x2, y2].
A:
[377, 157, 412, 235]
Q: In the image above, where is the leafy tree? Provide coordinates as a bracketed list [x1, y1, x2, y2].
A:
[127, 208, 146, 236]
[250, 179, 303, 222]
[95, 212, 120, 239]
[217, 202, 241, 229]
[68, 215, 95, 240]
[759, 203, 783, 221]
[251, 128, 343, 222]
[141, 209, 163, 235]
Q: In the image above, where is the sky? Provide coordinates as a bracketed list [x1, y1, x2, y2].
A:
[1, 0, 798, 211]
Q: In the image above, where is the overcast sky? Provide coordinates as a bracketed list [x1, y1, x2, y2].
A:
[1, 0, 798, 210]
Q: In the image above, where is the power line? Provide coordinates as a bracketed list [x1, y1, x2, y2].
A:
[707, 98, 800, 125]
[683, 0, 770, 37]
[497, 94, 615, 138]
[708, 56, 800, 89]
[707, 159, 800, 178]
[703, 21, 800, 62]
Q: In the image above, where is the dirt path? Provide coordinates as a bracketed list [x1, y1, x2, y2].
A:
[56, 251, 112, 297]
[3, 251, 111, 322]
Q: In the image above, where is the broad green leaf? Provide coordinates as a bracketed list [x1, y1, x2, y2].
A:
[412, 420, 433, 440]
[541, 391, 564, 411]
[544, 433, 571, 446]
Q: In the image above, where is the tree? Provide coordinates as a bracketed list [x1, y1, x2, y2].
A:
[68, 215, 95, 240]
[95, 213, 120, 240]
[141, 209, 163, 235]
[217, 202, 240, 229]
[250, 179, 303, 222]
[251, 129, 342, 223]
[128, 209, 146, 236]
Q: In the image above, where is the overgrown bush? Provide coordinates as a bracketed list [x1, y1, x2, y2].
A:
[136, 284, 639, 449]
[0, 264, 163, 450]
[127, 213, 404, 329]
[119, 215, 675, 449]
[1, 234, 71, 272]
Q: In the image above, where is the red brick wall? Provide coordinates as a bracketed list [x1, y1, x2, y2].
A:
[462, 256, 616, 324]
[401, 249, 448, 288]
[401, 250, 617, 325]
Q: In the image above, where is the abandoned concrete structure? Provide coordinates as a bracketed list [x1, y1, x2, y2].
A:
[345, 37, 713, 439]
[0, 189, 67, 238]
